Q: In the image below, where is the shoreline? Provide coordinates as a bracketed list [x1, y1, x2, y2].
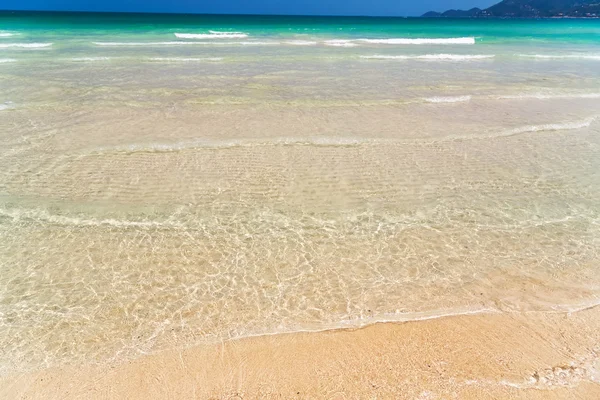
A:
[3, 306, 600, 399]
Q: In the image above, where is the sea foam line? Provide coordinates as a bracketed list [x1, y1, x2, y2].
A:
[285, 40, 318, 46]
[92, 137, 369, 155]
[174, 32, 249, 39]
[0, 207, 182, 229]
[70, 57, 111, 61]
[420, 116, 597, 144]
[499, 93, 600, 100]
[94, 41, 207, 46]
[358, 37, 476, 45]
[361, 54, 494, 60]
[518, 54, 600, 60]
[148, 57, 223, 62]
[0, 102, 14, 111]
[0, 32, 15, 37]
[324, 40, 358, 47]
[0, 58, 16, 63]
[93, 41, 278, 46]
[0, 43, 52, 49]
[425, 95, 472, 103]
[502, 118, 596, 137]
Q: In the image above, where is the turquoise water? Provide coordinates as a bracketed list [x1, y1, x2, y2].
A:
[2, 12, 600, 44]
[1, 12, 600, 373]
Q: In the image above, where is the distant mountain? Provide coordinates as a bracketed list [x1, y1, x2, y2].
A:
[423, 0, 600, 17]
[423, 7, 485, 17]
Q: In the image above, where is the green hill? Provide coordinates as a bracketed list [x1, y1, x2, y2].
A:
[423, 0, 600, 17]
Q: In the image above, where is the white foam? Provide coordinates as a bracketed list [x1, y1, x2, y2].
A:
[499, 93, 600, 100]
[358, 37, 476, 45]
[504, 118, 596, 136]
[209, 30, 244, 34]
[94, 41, 277, 47]
[237, 41, 280, 46]
[361, 54, 493, 61]
[0, 58, 16, 63]
[94, 41, 201, 46]
[425, 95, 472, 103]
[148, 57, 223, 62]
[175, 32, 248, 39]
[324, 40, 357, 47]
[0, 207, 181, 229]
[91, 136, 370, 155]
[0, 43, 52, 49]
[0, 102, 14, 111]
[428, 117, 597, 143]
[285, 40, 318, 46]
[518, 54, 600, 60]
[0, 32, 15, 37]
[71, 57, 111, 61]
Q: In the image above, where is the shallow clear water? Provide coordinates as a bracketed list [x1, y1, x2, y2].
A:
[1, 12, 600, 373]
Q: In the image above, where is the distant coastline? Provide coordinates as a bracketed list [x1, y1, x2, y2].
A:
[0, 8, 598, 19]
[0, 10, 598, 20]
[423, 0, 599, 18]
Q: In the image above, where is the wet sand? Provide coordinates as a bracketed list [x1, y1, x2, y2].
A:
[2, 307, 600, 399]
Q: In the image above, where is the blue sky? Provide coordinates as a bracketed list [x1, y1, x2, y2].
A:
[0, 0, 498, 17]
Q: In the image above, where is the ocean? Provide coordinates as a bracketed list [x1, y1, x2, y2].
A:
[1, 12, 599, 373]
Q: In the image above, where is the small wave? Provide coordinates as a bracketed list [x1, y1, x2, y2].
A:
[0, 207, 180, 229]
[0, 43, 52, 49]
[503, 118, 596, 137]
[94, 41, 278, 47]
[0, 58, 16, 63]
[0, 101, 14, 111]
[361, 54, 493, 61]
[324, 40, 358, 47]
[91, 137, 370, 155]
[424, 117, 597, 143]
[94, 41, 201, 46]
[175, 32, 248, 39]
[209, 30, 243, 34]
[148, 57, 223, 62]
[71, 57, 111, 61]
[518, 54, 600, 60]
[237, 41, 280, 46]
[358, 37, 475, 45]
[285, 40, 318, 46]
[425, 96, 472, 103]
[499, 93, 600, 100]
[0, 32, 15, 37]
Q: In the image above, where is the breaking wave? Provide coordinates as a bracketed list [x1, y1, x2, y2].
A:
[174, 32, 249, 39]
[358, 37, 476, 45]
[0, 43, 52, 49]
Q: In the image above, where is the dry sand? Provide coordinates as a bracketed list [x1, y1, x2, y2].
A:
[2, 307, 600, 399]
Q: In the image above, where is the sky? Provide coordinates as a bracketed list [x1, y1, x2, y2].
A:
[0, 0, 499, 17]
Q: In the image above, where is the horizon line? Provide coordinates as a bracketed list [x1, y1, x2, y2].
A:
[0, 9, 451, 19]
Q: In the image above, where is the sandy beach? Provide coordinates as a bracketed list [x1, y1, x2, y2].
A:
[3, 307, 600, 399]
[2, 14, 600, 399]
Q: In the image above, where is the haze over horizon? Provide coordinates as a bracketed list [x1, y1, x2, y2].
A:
[0, 0, 498, 17]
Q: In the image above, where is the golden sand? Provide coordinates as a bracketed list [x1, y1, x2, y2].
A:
[2, 307, 600, 399]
